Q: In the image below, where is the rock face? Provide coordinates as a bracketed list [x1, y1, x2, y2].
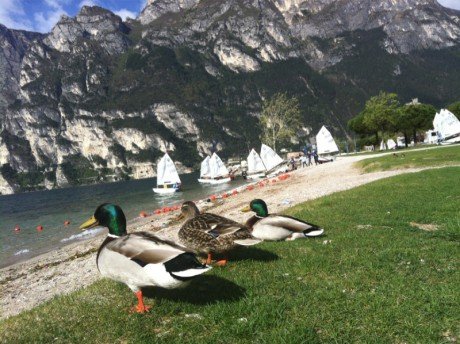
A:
[0, 1, 460, 193]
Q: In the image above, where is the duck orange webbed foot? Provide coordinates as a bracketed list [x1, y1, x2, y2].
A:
[215, 259, 228, 266]
[130, 290, 152, 314]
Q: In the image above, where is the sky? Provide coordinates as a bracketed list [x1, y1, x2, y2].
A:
[0, 0, 147, 33]
[0, 0, 459, 33]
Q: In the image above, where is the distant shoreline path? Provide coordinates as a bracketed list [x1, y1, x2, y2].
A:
[0, 149, 455, 319]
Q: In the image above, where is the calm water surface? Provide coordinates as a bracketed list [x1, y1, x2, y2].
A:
[0, 172, 248, 268]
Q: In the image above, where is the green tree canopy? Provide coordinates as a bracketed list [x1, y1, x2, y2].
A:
[397, 103, 436, 145]
[348, 92, 400, 143]
[259, 93, 302, 152]
[447, 101, 460, 119]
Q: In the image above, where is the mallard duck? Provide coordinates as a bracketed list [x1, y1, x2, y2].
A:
[177, 201, 261, 266]
[241, 199, 324, 241]
[79, 203, 211, 313]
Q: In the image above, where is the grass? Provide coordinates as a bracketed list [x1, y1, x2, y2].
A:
[357, 144, 460, 172]
[1, 167, 459, 343]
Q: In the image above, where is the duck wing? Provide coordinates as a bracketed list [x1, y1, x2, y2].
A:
[190, 213, 245, 237]
[262, 215, 322, 234]
[106, 232, 188, 267]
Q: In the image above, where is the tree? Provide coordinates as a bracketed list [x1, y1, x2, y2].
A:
[447, 101, 460, 119]
[360, 92, 400, 143]
[347, 92, 401, 146]
[397, 103, 436, 146]
[259, 93, 302, 152]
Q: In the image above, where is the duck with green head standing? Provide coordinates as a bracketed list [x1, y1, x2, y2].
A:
[80, 203, 211, 313]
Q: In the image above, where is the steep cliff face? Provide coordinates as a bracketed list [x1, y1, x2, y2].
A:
[0, 1, 460, 193]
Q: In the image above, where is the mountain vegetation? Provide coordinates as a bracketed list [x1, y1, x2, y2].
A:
[0, 0, 459, 193]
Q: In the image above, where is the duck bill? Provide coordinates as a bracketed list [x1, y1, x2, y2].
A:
[241, 205, 251, 213]
[79, 215, 99, 230]
[175, 213, 185, 221]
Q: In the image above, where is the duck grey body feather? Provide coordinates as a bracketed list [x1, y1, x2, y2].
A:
[97, 232, 211, 291]
[248, 214, 324, 241]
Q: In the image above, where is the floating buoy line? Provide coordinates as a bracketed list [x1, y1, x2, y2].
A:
[13, 173, 291, 232]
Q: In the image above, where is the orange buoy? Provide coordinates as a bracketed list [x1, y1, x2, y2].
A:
[222, 193, 228, 199]
[246, 185, 254, 191]
[154, 209, 162, 215]
[210, 195, 217, 201]
[162, 207, 170, 213]
[64, 220, 71, 226]
[271, 179, 277, 183]
[139, 211, 148, 218]
[36, 225, 43, 231]
[14, 225, 21, 232]
[232, 190, 238, 196]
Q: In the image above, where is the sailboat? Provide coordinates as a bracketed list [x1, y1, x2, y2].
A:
[260, 144, 285, 175]
[198, 156, 212, 183]
[433, 109, 460, 144]
[316, 126, 339, 155]
[246, 149, 267, 179]
[198, 153, 231, 184]
[208, 152, 232, 184]
[152, 153, 181, 194]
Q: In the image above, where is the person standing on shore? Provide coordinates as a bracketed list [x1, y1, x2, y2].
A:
[313, 150, 319, 165]
[300, 155, 307, 168]
[307, 151, 312, 166]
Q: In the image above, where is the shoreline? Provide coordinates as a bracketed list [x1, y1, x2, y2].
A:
[0, 154, 435, 319]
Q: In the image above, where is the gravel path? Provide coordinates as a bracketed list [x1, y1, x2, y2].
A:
[0, 154, 432, 319]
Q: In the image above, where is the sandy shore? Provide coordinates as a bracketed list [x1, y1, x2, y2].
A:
[0, 154, 429, 319]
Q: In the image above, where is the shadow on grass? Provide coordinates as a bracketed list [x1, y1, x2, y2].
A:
[143, 275, 246, 305]
[228, 246, 279, 262]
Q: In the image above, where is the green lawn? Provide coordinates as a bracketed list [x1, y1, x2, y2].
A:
[357, 145, 460, 172]
[1, 168, 459, 343]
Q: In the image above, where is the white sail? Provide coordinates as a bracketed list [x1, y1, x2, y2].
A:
[387, 139, 397, 149]
[316, 126, 339, 155]
[247, 149, 266, 174]
[209, 153, 229, 179]
[433, 109, 460, 141]
[200, 156, 211, 178]
[260, 144, 284, 171]
[156, 153, 181, 187]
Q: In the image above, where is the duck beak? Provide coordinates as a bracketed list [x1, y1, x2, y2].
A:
[79, 215, 99, 230]
[175, 213, 185, 221]
[241, 205, 251, 213]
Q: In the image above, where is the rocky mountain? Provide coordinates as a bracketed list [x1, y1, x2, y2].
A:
[0, 0, 459, 194]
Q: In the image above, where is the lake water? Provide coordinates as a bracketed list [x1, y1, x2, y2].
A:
[0, 173, 248, 268]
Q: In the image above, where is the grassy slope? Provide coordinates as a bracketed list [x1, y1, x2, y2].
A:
[1, 168, 459, 343]
[357, 145, 460, 172]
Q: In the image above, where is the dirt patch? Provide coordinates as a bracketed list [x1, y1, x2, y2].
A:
[409, 222, 439, 231]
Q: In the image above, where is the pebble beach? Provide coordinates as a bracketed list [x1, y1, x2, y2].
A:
[0, 154, 428, 319]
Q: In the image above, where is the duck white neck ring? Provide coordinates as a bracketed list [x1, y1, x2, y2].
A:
[108, 234, 120, 238]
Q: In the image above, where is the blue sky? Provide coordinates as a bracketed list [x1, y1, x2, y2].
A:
[0, 0, 459, 33]
[0, 0, 147, 32]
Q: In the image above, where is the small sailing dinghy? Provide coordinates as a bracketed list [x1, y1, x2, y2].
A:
[260, 144, 285, 176]
[433, 109, 460, 144]
[205, 152, 231, 184]
[246, 149, 267, 179]
[198, 156, 212, 183]
[316, 126, 339, 155]
[153, 153, 181, 194]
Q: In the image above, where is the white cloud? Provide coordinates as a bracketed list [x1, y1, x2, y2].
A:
[0, 0, 34, 31]
[438, 0, 460, 10]
[79, 0, 98, 8]
[34, 8, 67, 33]
[34, 0, 70, 33]
[114, 8, 137, 21]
